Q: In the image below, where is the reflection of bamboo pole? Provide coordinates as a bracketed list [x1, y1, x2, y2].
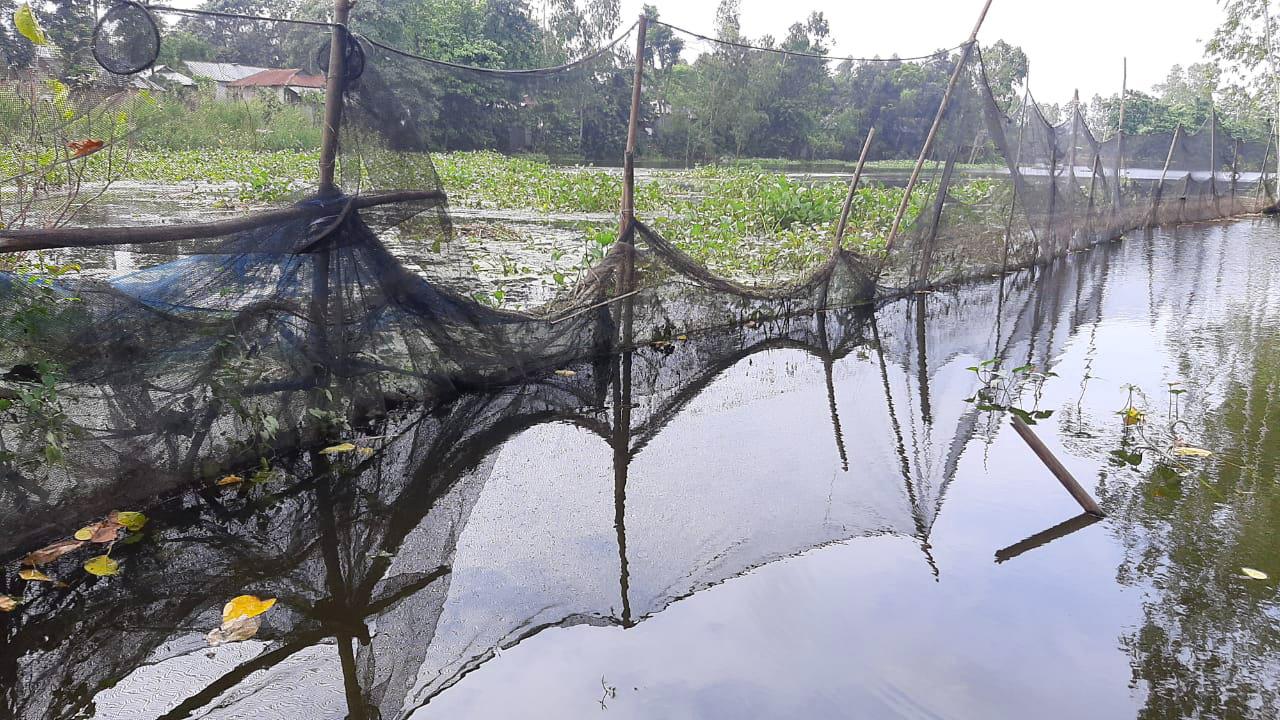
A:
[833, 126, 876, 252]
[319, 0, 354, 194]
[995, 511, 1101, 563]
[1148, 126, 1181, 227]
[882, 0, 996, 259]
[1010, 415, 1104, 516]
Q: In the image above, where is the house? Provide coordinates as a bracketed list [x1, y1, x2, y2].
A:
[225, 69, 325, 104]
[146, 64, 197, 93]
[182, 60, 271, 100]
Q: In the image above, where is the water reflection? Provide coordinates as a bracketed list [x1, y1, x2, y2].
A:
[2, 218, 1280, 718]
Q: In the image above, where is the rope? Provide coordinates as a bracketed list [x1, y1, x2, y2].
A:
[148, 5, 339, 29]
[358, 20, 640, 77]
[653, 20, 965, 63]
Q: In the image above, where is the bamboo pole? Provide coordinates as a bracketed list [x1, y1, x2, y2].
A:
[1065, 89, 1080, 251]
[1114, 58, 1127, 211]
[833, 126, 876, 252]
[318, 0, 354, 195]
[998, 85, 1032, 276]
[1148, 126, 1181, 227]
[1010, 415, 1104, 516]
[1209, 105, 1219, 215]
[1254, 123, 1272, 207]
[616, 14, 648, 296]
[882, 0, 996, 258]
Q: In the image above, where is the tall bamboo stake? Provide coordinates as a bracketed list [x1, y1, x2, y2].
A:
[1209, 106, 1218, 202]
[1065, 89, 1080, 251]
[318, 0, 354, 195]
[882, 0, 996, 258]
[833, 126, 876, 252]
[616, 14, 648, 296]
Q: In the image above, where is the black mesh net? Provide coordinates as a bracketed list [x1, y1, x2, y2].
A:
[0, 4, 1277, 717]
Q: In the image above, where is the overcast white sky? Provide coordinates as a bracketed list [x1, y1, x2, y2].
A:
[618, 0, 1226, 103]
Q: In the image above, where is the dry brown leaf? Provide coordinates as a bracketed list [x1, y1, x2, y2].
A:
[77, 520, 121, 544]
[0, 595, 18, 612]
[21, 538, 85, 566]
[554, 369, 576, 377]
[216, 474, 244, 486]
[19, 568, 53, 582]
[206, 615, 262, 646]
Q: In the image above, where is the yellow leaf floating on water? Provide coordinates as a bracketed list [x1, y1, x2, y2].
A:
[19, 568, 52, 582]
[320, 442, 356, 455]
[216, 474, 244, 486]
[207, 615, 262, 646]
[1122, 407, 1145, 426]
[14, 3, 48, 46]
[356, 447, 375, 457]
[0, 595, 18, 612]
[222, 594, 277, 624]
[1242, 567, 1269, 580]
[554, 369, 576, 377]
[73, 527, 93, 541]
[1172, 446, 1213, 458]
[83, 555, 120, 577]
[114, 511, 147, 531]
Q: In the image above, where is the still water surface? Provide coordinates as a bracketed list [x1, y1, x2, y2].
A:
[3, 217, 1280, 719]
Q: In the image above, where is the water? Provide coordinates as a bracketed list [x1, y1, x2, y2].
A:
[3, 217, 1280, 719]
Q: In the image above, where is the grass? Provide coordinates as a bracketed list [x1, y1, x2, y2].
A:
[4, 137, 997, 300]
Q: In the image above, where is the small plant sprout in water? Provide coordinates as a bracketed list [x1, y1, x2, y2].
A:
[1108, 381, 1214, 477]
[964, 358, 1057, 426]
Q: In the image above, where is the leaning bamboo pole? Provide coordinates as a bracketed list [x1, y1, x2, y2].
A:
[1148, 126, 1181, 227]
[882, 0, 996, 260]
[833, 126, 876, 252]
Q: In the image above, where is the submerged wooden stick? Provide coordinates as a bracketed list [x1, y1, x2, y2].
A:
[833, 126, 876, 252]
[1010, 415, 1104, 517]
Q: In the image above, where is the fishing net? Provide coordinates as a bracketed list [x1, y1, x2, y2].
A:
[0, 4, 1277, 716]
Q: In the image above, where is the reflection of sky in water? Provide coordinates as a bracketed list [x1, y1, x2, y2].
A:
[418, 219, 1280, 720]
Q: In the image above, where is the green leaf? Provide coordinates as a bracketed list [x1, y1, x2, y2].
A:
[14, 3, 48, 46]
[83, 555, 120, 577]
[115, 511, 147, 532]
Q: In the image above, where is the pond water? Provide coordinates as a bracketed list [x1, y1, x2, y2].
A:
[3, 217, 1280, 718]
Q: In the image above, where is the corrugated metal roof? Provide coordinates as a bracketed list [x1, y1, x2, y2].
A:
[226, 68, 327, 89]
[182, 61, 271, 83]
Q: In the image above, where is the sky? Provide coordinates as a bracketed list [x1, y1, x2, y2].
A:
[617, 0, 1227, 103]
